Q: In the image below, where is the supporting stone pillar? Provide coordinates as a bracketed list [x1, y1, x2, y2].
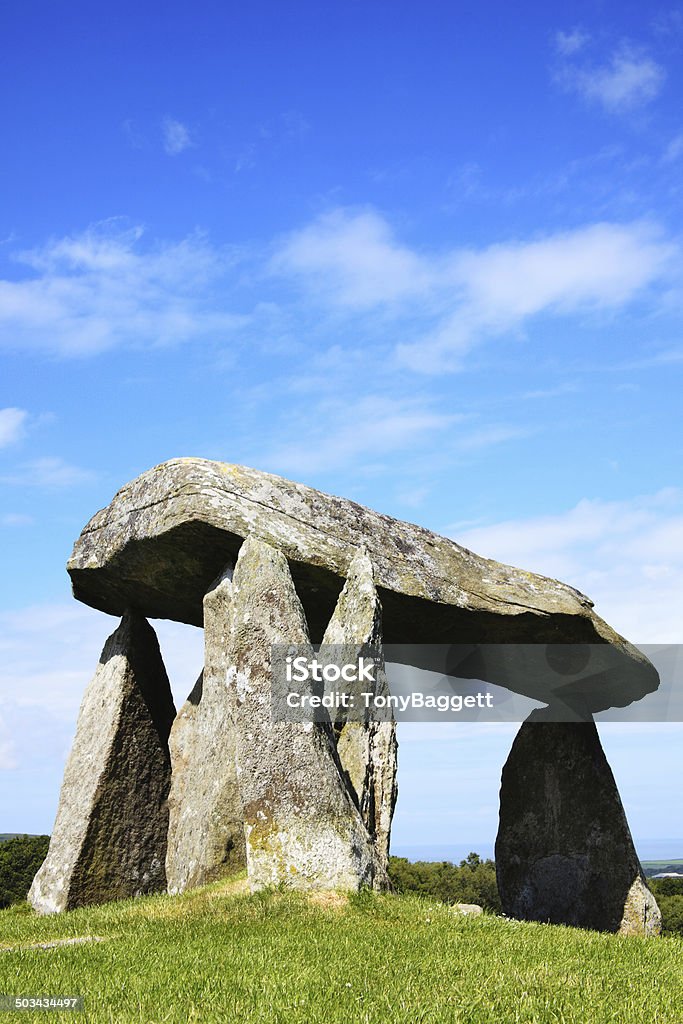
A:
[321, 548, 398, 876]
[165, 566, 246, 894]
[29, 612, 176, 914]
[228, 535, 381, 891]
[496, 708, 661, 935]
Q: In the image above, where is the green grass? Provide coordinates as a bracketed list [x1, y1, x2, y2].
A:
[1, 876, 682, 1024]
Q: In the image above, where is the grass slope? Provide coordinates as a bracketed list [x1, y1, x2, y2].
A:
[1, 876, 682, 1024]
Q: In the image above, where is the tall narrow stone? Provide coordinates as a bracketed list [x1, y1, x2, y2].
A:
[321, 548, 398, 876]
[166, 566, 245, 893]
[496, 708, 661, 935]
[228, 535, 380, 891]
[29, 612, 175, 915]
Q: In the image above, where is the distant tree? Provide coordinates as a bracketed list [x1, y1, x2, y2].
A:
[0, 835, 49, 909]
[649, 877, 683, 898]
[655, 896, 683, 936]
[388, 854, 501, 913]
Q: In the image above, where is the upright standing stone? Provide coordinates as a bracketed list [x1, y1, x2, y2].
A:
[496, 708, 661, 935]
[165, 566, 246, 893]
[29, 612, 175, 914]
[228, 535, 381, 891]
[321, 548, 398, 875]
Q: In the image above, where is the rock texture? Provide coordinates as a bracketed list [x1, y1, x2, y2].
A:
[227, 535, 383, 891]
[165, 566, 245, 893]
[67, 458, 658, 712]
[29, 613, 175, 915]
[496, 709, 661, 936]
[320, 548, 398, 874]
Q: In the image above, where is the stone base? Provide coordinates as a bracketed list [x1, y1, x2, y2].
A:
[29, 613, 175, 914]
[496, 709, 661, 936]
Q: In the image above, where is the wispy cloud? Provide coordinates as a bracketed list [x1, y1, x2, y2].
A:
[451, 489, 683, 642]
[0, 407, 28, 447]
[1, 456, 94, 488]
[559, 44, 665, 113]
[0, 513, 34, 526]
[555, 27, 590, 56]
[0, 603, 202, 775]
[1, 209, 676, 371]
[0, 221, 246, 356]
[276, 209, 675, 373]
[662, 133, 683, 163]
[272, 208, 435, 309]
[162, 117, 193, 155]
[263, 395, 461, 476]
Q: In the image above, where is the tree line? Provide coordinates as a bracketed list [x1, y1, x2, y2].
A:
[0, 835, 49, 909]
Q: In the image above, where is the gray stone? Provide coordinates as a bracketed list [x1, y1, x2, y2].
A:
[66, 458, 658, 712]
[227, 535, 382, 891]
[165, 566, 245, 894]
[29, 612, 175, 915]
[320, 548, 398, 875]
[452, 903, 483, 916]
[496, 709, 661, 936]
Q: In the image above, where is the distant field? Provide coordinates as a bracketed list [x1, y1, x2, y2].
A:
[1, 875, 682, 1023]
[642, 859, 683, 876]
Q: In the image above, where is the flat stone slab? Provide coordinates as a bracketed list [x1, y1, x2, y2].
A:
[67, 458, 657, 710]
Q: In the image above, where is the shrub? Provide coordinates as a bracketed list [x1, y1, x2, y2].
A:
[388, 851, 501, 913]
[0, 835, 50, 908]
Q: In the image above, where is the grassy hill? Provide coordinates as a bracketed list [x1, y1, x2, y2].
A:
[1, 877, 682, 1023]
[642, 859, 683, 877]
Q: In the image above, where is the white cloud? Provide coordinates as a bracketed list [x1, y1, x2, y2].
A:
[272, 208, 435, 309]
[0, 222, 245, 356]
[454, 221, 669, 317]
[264, 395, 461, 476]
[397, 220, 675, 371]
[561, 45, 665, 113]
[0, 513, 33, 526]
[0, 603, 203, 772]
[662, 133, 683, 163]
[450, 488, 683, 642]
[555, 28, 590, 56]
[1, 210, 676, 369]
[0, 407, 28, 448]
[162, 117, 193, 155]
[274, 211, 675, 374]
[1, 456, 94, 488]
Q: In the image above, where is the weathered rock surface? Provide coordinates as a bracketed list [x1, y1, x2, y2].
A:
[29, 613, 175, 915]
[165, 566, 245, 893]
[227, 535, 383, 891]
[496, 709, 661, 936]
[320, 548, 398, 874]
[66, 458, 658, 712]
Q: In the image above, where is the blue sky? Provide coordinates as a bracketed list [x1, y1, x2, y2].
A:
[1, 1, 682, 854]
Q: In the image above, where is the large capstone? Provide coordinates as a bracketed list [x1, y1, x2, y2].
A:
[321, 548, 398, 874]
[495, 708, 661, 936]
[67, 458, 658, 712]
[165, 566, 245, 894]
[29, 612, 175, 915]
[227, 535, 382, 891]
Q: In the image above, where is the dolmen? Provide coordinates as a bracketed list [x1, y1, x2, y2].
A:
[29, 458, 661, 935]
